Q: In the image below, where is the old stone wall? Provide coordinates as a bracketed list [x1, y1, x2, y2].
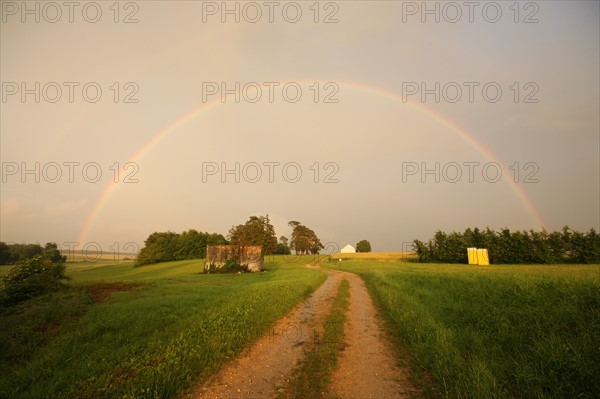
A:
[205, 245, 264, 272]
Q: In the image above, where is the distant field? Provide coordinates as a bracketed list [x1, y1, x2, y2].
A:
[0, 256, 326, 398]
[0, 259, 137, 275]
[330, 251, 416, 262]
[322, 261, 600, 399]
[0, 253, 137, 277]
[65, 251, 137, 262]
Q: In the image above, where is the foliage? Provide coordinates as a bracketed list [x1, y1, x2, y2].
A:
[136, 230, 227, 266]
[274, 243, 292, 255]
[1, 256, 68, 305]
[228, 215, 278, 255]
[414, 226, 600, 264]
[356, 239, 371, 253]
[274, 236, 292, 255]
[279, 236, 288, 247]
[0, 242, 66, 265]
[205, 258, 249, 274]
[43, 243, 68, 263]
[288, 221, 324, 255]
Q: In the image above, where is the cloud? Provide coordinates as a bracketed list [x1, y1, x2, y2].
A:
[41, 200, 88, 219]
[0, 198, 22, 218]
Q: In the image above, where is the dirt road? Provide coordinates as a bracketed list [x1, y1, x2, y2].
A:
[187, 266, 417, 399]
[329, 270, 416, 399]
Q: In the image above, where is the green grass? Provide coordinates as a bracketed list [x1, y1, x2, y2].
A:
[282, 279, 350, 399]
[64, 258, 203, 282]
[0, 256, 326, 398]
[322, 262, 600, 399]
[0, 288, 94, 371]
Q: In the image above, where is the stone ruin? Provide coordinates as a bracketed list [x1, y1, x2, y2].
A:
[204, 245, 264, 272]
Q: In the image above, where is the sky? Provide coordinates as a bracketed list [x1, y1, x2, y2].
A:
[1, 0, 599, 255]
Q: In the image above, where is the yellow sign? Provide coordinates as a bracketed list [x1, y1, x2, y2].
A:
[477, 249, 490, 265]
[466, 248, 490, 265]
[467, 247, 479, 264]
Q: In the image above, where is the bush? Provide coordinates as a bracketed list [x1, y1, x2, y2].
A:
[1, 256, 68, 305]
[205, 258, 249, 274]
[274, 243, 291, 255]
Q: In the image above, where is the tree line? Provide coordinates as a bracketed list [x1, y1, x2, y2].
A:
[136, 215, 324, 266]
[0, 242, 66, 265]
[413, 226, 600, 264]
[136, 230, 228, 266]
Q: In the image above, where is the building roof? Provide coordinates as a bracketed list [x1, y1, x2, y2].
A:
[341, 244, 356, 252]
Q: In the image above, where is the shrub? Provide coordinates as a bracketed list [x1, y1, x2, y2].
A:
[1, 256, 68, 305]
[205, 258, 249, 274]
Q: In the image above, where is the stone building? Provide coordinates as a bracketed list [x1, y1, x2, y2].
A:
[205, 245, 264, 272]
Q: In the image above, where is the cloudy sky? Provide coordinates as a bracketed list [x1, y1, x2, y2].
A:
[1, 0, 598, 254]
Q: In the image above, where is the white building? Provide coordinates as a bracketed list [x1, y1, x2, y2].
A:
[341, 244, 356, 253]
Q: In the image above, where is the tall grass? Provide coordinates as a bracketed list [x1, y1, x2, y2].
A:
[0, 257, 325, 398]
[323, 262, 600, 399]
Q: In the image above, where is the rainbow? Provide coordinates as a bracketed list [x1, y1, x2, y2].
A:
[77, 80, 545, 243]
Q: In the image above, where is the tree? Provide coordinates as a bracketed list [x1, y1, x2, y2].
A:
[0, 242, 13, 264]
[136, 230, 227, 266]
[228, 215, 278, 255]
[280, 236, 288, 247]
[175, 229, 203, 260]
[288, 221, 324, 255]
[1, 256, 68, 305]
[274, 236, 291, 255]
[206, 232, 228, 249]
[413, 226, 600, 264]
[44, 242, 67, 263]
[356, 240, 371, 253]
[0, 242, 67, 265]
[274, 243, 291, 255]
[413, 239, 432, 262]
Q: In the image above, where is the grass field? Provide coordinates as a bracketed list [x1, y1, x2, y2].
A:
[322, 261, 600, 399]
[0, 256, 326, 398]
[0, 257, 137, 277]
[2, 255, 599, 398]
[65, 251, 138, 263]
